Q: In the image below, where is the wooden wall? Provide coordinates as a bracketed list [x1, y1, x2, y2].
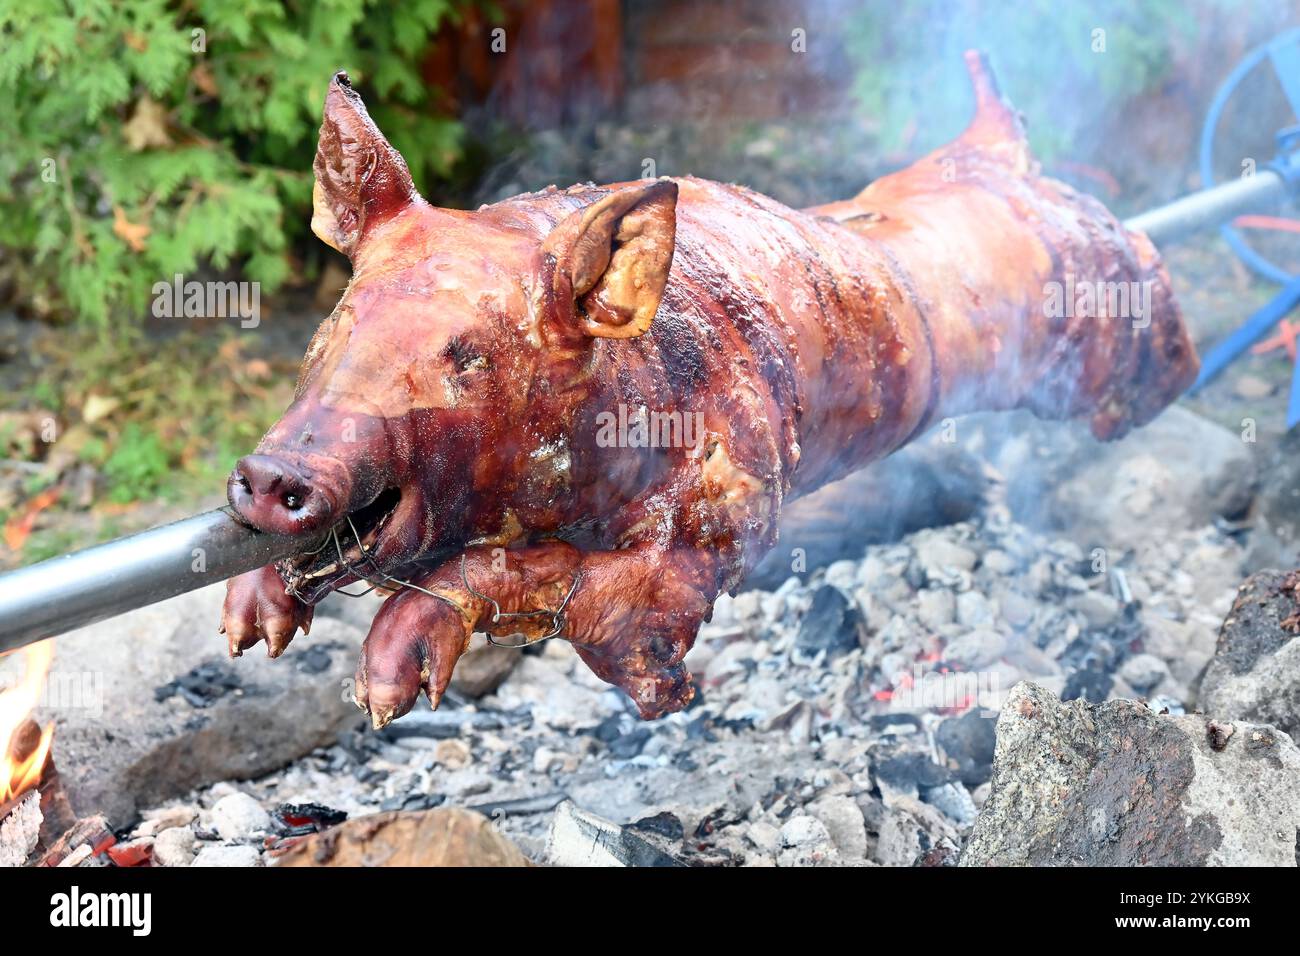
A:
[422, 0, 851, 128]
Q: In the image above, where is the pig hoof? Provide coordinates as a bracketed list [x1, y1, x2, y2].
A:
[353, 586, 472, 729]
[222, 565, 314, 659]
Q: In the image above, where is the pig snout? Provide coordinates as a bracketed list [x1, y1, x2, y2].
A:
[228, 454, 340, 536]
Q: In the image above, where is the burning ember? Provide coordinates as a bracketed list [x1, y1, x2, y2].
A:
[1, 641, 54, 804]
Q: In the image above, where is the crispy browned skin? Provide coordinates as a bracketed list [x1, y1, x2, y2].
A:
[222, 54, 1197, 726]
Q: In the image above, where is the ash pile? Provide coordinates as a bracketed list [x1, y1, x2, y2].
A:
[7, 406, 1300, 867]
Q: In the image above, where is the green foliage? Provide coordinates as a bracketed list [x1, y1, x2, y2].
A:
[0, 0, 467, 328]
[100, 422, 170, 502]
[843, 0, 1194, 160]
[54, 328, 296, 504]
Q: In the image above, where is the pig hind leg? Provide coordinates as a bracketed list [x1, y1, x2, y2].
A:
[353, 582, 476, 729]
[351, 541, 721, 727]
[352, 542, 584, 728]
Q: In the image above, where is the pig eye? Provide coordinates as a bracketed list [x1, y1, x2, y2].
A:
[444, 337, 489, 374]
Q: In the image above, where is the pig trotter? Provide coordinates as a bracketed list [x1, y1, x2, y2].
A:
[354, 585, 471, 729]
[352, 543, 717, 725]
[221, 563, 314, 659]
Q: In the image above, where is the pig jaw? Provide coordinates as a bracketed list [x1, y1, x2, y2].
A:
[232, 374, 575, 606]
[229, 392, 424, 604]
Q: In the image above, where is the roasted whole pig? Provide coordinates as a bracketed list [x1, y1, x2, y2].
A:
[222, 53, 1198, 726]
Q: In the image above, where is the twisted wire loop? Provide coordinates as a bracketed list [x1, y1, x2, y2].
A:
[282, 516, 580, 648]
[284, 515, 462, 615]
[460, 554, 581, 648]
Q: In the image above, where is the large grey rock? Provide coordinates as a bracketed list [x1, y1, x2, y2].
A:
[971, 407, 1255, 551]
[5, 583, 366, 827]
[962, 682, 1300, 866]
[1198, 569, 1300, 741]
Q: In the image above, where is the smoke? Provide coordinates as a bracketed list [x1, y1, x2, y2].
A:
[462, 0, 1292, 210]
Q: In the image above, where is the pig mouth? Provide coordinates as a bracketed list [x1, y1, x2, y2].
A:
[278, 486, 404, 604]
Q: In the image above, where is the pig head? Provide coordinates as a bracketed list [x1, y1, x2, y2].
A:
[222, 58, 1197, 728]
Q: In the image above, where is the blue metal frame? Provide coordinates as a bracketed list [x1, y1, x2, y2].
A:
[1199, 27, 1300, 284]
[1192, 28, 1300, 426]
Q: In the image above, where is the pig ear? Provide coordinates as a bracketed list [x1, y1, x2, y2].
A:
[311, 71, 420, 258]
[543, 180, 678, 339]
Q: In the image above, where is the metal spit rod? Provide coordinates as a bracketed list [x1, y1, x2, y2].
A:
[0, 169, 1296, 656]
[1122, 168, 1292, 246]
[0, 508, 303, 654]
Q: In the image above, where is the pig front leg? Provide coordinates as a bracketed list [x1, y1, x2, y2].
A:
[221, 564, 315, 659]
[352, 541, 720, 728]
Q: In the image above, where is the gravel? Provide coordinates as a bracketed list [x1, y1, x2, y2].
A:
[116, 409, 1286, 867]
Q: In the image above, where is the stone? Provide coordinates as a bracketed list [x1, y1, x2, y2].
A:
[152, 827, 197, 867]
[1197, 570, 1300, 741]
[1069, 591, 1120, 629]
[997, 589, 1036, 629]
[278, 808, 531, 867]
[942, 629, 1006, 669]
[936, 709, 997, 787]
[956, 591, 995, 629]
[532, 747, 558, 774]
[961, 682, 1300, 866]
[975, 407, 1255, 553]
[824, 560, 859, 591]
[916, 536, 978, 578]
[211, 791, 273, 842]
[192, 844, 263, 867]
[806, 794, 868, 862]
[777, 814, 841, 867]
[982, 549, 1017, 575]
[794, 585, 863, 657]
[745, 819, 781, 855]
[546, 801, 683, 867]
[1234, 374, 1273, 399]
[915, 588, 956, 630]
[1118, 653, 1170, 692]
[3, 583, 368, 827]
[1143, 613, 1217, 686]
[704, 640, 755, 684]
[876, 797, 957, 867]
[449, 641, 521, 698]
[434, 739, 472, 770]
[133, 805, 198, 837]
[921, 782, 978, 825]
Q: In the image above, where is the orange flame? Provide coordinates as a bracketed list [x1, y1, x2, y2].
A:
[1, 641, 55, 803]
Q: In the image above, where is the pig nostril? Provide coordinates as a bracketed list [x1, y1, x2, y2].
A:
[235, 473, 251, 494]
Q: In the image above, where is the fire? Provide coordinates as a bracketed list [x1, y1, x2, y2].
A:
[0, 640, 54, 803]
